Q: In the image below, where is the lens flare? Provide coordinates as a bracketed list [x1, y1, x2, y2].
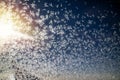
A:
[0, 11, 15, 38]
[0, 1, 33, 41]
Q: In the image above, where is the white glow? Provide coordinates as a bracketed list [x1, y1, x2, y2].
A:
[0, 11, 16, 38]
[0, 11, 33, 40]
[0, 3, 34, 54]
[0, 20, 15, 38]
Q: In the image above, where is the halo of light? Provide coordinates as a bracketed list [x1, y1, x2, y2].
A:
[0, 1, 33, 40]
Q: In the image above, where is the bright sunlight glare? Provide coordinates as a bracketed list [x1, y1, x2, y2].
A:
[0, 1, 34, 53]
[0, 9, 33, 40]
[0, 12, 15, 38]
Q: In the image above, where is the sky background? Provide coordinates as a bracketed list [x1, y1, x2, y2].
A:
[27, 0, 120, 73]
[0, 0, 120, 80]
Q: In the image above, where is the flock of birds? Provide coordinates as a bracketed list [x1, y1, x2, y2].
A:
[0, 0, 120, 80]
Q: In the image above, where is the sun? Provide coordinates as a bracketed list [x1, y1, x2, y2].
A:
[0, 1, 34, 40]
[0, 0, 35, 53]
[0, 10, 30, 39]
[0, 11, 15, 38]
